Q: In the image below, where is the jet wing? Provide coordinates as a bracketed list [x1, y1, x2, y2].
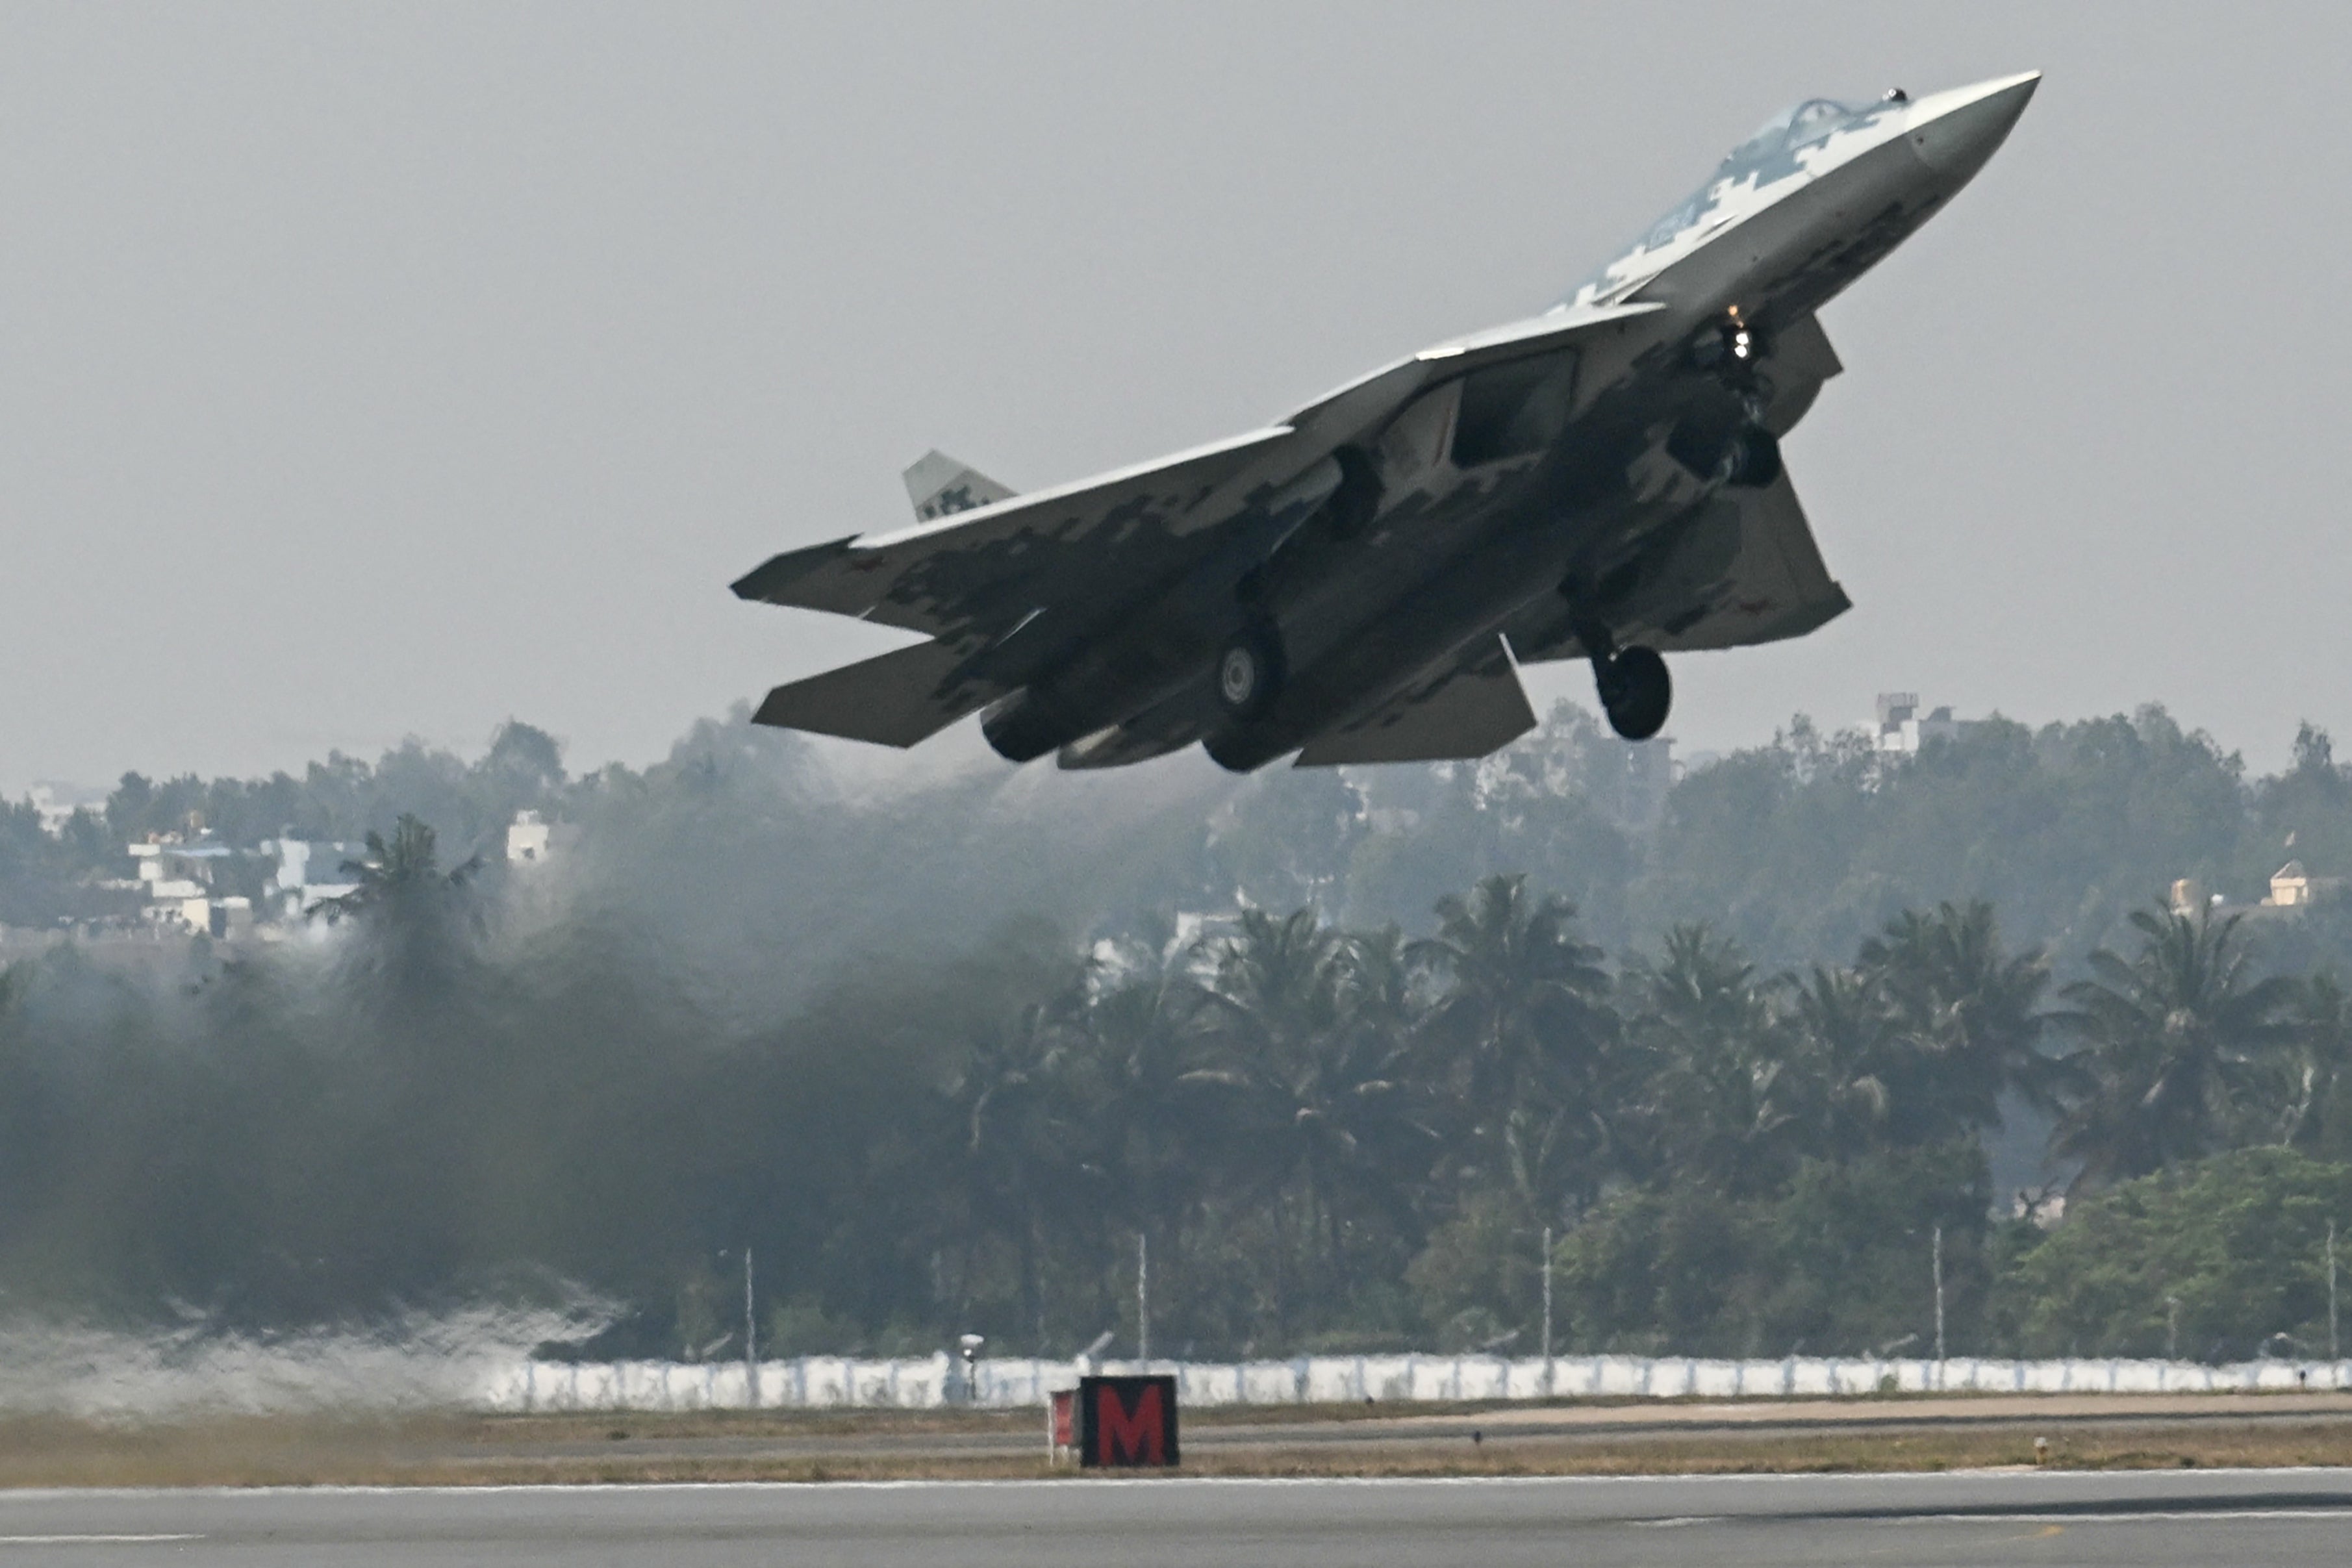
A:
[731, 426, 1299, 640]
[731, 300, 1670, 646]
[1294, 636, 1536, 766]
[734, 299, 1673, 750]
[1273, 300, 1667, 461]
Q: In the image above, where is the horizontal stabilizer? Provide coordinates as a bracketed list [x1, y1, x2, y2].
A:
[1295, 638, 1536, 766]
[750, 639, 1005, 748]
[902, 450, 1016, 522]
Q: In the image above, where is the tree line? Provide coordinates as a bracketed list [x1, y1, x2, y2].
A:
[4, 800, 2351, 1366]
[916, 879, 2352, 1364]
[16, 703, 2352, 985]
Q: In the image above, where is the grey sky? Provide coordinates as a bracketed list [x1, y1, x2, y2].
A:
[3, 2, 2344, 795]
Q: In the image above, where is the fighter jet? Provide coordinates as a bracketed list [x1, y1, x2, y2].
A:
[732, 72, 2038, 770]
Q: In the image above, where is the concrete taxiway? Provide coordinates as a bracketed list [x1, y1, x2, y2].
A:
[4, 1468, 2352, 1566]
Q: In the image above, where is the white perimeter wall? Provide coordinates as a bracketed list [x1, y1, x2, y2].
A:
[482, 1352, 2352, 1413]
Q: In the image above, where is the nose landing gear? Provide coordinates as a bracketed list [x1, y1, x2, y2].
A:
[1667, 415, 1782, 490]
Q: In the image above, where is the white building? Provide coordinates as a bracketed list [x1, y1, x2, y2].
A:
[127, 838, 265, 937]
[2264, 860, 2345, 909]
[505, 810, 579, 865]
[1873, 692, 1972, 754]
[26, 782, 102, 836]
[260, 839, 366, 918]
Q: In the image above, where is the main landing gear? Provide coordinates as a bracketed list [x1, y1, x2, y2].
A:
[1562, 592, 1671, 740]
[1213, 618, 1284, 720]
[1563, 596, 1671, 741]
[1596, 646, 1671, 740]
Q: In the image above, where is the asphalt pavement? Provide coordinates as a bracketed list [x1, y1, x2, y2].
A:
[3, 1469, 2352, 1567]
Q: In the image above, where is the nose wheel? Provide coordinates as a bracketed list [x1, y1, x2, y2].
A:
[1595, 645, 1671, 740]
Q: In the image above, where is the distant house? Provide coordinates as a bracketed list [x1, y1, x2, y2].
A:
[260, 838, 367, 918]
[128, 838, 261, 937]
[2264, 860, 2346, 909]
[25, 782, 102, 836]
[2169, 862, 2345, 919]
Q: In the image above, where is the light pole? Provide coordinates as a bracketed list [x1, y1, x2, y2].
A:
[1541, 1225, 1554, 1394]
[2166, 1295, 2181, 1363]
[1930, 1224, 1946, 1371]
[2331, 1220, 2340, 1364]
[744, 1246, 757, 1410]
[1137, 1233, 1150, 1363]
[959, 1332, 985, 1404]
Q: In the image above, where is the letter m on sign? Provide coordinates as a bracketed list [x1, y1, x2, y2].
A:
[1078, 1374, 1178, 1467]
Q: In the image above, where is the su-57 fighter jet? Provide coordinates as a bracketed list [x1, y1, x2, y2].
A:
[733, 72, 2038, 770]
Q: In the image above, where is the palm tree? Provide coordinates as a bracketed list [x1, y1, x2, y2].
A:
[310, 814, 485, 1004]
[1059, 946, 1226, 1273]
[1199, 908, 1348, 1070]
[2281, 972, 2352, 1156]
[2051, 904, 2297, 1190]
[309, 813, 478, 920]
[1857, 901, 2053, 1141]
[945, 993, 1084, 1347]
[1199, 911, 1430, 1276]
[1410, 874, 1615, 1196]
[1780, 962, 1893, 1158]
[1625, 924, 1806, 1193]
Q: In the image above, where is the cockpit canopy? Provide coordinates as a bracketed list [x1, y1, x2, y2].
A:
[1570, 91, 1903, 298]
[1724, 98, 1869, 166]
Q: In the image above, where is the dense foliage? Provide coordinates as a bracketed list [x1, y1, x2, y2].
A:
[6, 702, 2352, 1362]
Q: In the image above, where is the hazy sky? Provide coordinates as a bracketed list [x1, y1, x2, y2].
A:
[3, 2, 2345, 795]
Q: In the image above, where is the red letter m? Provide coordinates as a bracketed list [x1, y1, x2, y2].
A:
[1096, 1382, 1165, 1465]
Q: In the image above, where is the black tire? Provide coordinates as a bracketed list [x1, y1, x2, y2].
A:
[1599, 646, 1671, 740]
[1725, 425, 1782, 488]
[1202, 731, 1259, 774]
[1214, 621, 1285, 719]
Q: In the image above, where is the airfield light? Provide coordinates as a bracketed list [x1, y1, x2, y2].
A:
[959, 1332, 986, 1402]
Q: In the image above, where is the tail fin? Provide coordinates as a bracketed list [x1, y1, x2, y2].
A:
[902, 449, 1015, 522]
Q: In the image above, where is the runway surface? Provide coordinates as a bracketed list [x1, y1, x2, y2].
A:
[453, 1391, 2352, 1468]
[5, 1469, 2352, 1566]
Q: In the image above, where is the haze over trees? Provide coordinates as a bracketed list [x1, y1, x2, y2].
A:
[6, 702, 2352, 1362]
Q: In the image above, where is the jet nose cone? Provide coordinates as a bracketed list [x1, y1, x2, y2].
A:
[1908, 70, 2040, 183]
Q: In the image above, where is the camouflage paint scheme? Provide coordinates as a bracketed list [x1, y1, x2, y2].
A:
[732, 73, 2039, 772]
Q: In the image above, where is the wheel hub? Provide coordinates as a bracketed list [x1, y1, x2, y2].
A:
[1219, 646, 1259, 708]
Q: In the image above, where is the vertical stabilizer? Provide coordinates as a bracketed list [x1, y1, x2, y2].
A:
[902, 450, 1016, 522]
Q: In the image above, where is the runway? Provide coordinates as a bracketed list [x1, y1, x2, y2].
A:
[4, 1469, 2352, 1567]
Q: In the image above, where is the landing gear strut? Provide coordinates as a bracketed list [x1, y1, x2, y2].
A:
[1595, 645, 1671, 741]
